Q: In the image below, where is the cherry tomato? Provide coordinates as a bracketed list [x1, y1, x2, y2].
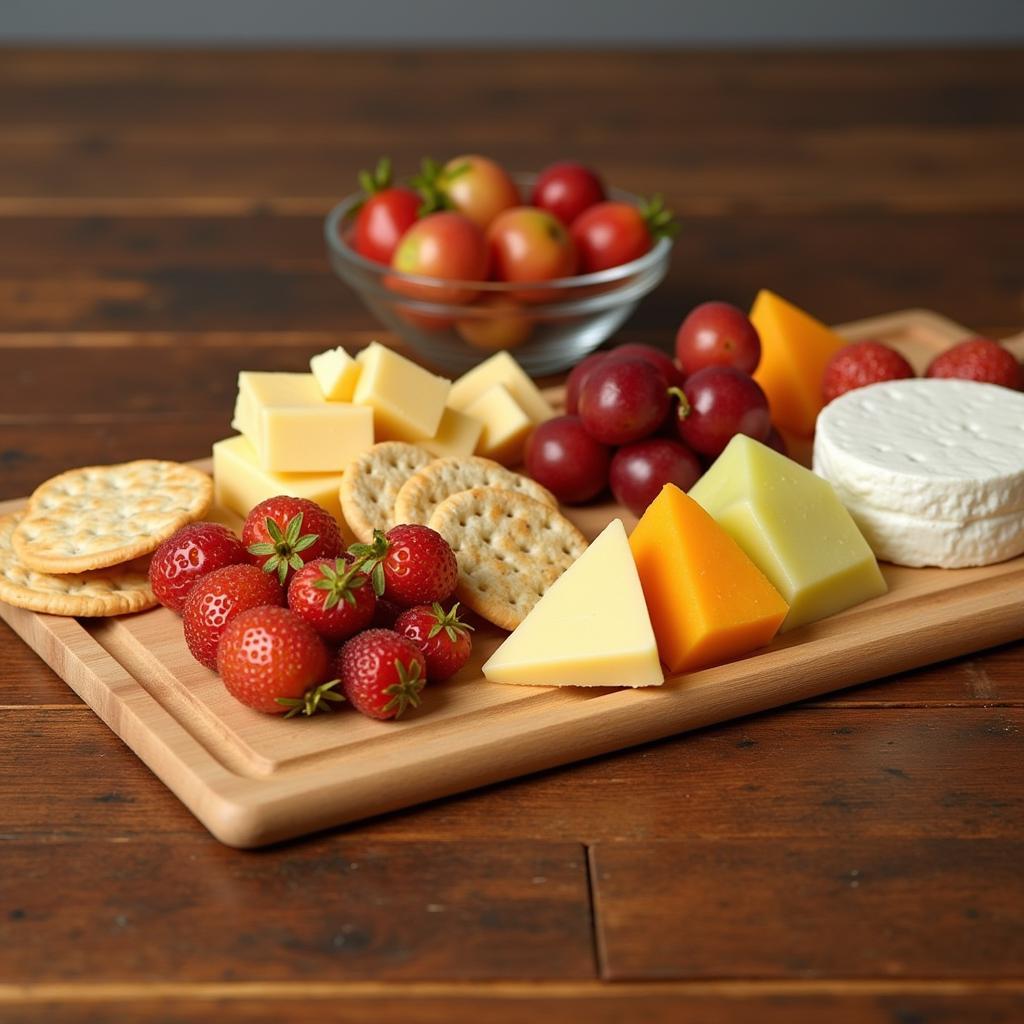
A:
[455, 295, 533, 351]
[531, 161, 606, 225]
[390, 212, 488, 306]
[487, 207, 577, 302]
[571, 196, 675, 273]
[417, 155, 519, 230]
[351, 157, 422, 265]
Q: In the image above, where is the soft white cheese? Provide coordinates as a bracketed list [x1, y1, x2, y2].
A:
[836, 497, 1024, 569]
[813, 378, 1024, 568]
[814, 379, 1024, 521]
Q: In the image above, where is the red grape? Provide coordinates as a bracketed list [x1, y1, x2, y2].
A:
[565, 351, 610, 415]
[764, 426, 788, 457]
[578, 358, 670, 446]
[673, 366, 771, 457]
[606, 343, 685, 389]
[676, 301, 761, 376]
[525, 415, 611, 504]
[610, 438, 703, 518]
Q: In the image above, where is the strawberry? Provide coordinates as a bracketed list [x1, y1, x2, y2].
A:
[287, 557, 376, 642]
[217, 605, 341, 717]
[822, 340, 914, 404]
[395, 602, 474, 682]
[371, 596, 406, 630]
[337, 628, 427, 720]
[926, 337, 1022, 390]
[348, 524, 457, 607]
[149, 522, 247, 613]
[242, 496, 342, 587]
[182, 563, 284, 670]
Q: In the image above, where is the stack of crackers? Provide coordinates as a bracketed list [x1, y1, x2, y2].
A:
[0, 460, 212, 617]
[341, 443, 587, 630]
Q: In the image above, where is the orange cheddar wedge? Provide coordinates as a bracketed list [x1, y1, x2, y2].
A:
[750, 289, 846, 437]
[628, 483, 789, 674]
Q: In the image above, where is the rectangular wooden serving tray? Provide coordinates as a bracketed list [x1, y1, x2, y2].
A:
[4, 309, 1024, 848]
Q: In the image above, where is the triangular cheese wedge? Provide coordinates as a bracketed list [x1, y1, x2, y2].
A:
[482, 519, 664, 688]
[750, 289, 846, 437]
[629, 483, 789, 674]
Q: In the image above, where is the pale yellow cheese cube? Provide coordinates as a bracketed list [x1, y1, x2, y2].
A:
[421, 406, 484, 459]
[212, 435, 344, 523]
[353, 342, 450, 442]
[232, 371, 373, 474]
[448, 351, 554, 425]
[310, 346, 361, 401]
[465, 383, 533, 466]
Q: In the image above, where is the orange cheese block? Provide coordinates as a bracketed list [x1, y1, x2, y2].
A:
[628, 483, 789, 674]
[750, 289, 846, 438]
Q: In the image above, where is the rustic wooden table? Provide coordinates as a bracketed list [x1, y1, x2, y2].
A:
[1, 49, 1022, 1023]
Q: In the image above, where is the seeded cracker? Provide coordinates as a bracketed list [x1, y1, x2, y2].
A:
[340, 442, 436, 542]
[12, 460, 212, 573]
[394, 455, 557, 529]
[0, 512, 157, 616]
[428, 487, 587, 630]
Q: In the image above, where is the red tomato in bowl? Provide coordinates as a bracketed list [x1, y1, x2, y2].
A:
[390, 212, 489, 304]
[531, 161, 606, 225]
[571, 196, 676, 273]
[351, 157, 421, 265]
[417, 155, 519, 230]
[455, 295, 533, 351]
[354, 188, 420, 264]
[487, 207, 577, 302]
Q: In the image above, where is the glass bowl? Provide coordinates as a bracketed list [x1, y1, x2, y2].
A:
[324, 176, 672, 376]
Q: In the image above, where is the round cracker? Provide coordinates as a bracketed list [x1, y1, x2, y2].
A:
[12, 460, 213, 573]
[340, 442, 435, 543]
[428, 487, 587, 631]
[394, 455, 557, 528]
[0, 512, 157, 617]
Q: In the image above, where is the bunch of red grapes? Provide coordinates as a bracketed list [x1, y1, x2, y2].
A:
[525, 301, 783, 517]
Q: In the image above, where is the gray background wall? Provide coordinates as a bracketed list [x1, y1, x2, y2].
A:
[3, 0, 1024, 45]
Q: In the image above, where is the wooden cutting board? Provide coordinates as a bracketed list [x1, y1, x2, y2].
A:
[3, 309, 1024, 848]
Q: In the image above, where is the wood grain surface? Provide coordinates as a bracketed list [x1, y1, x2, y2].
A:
[1, 46, 1022, 1022]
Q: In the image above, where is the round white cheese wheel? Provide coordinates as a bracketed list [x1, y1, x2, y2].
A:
[814, 379, 1024, 520]
[813, 378, 1024, 568]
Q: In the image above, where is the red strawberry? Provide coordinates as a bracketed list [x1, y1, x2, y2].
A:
[182, 563, 284, 670]
[149, 522, 247, 613]
[337, 628, 427, 720]
[395, 602, 474, 682]
[287, 557, 376, 643]
[371, 597, 406, 630]
[217, 605, 341, 717]
[822, 341, 914, 404]
[926, 337, 1022, 390]
[348, 524, 457, 607]
[242, 496, 342, 587]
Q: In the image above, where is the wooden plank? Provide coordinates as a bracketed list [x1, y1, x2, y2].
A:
[0, 213, 1021, 335]
[0, 620, 84, 705]
[591, 837, 1024, 979]
[0, 838, 594, 981]
[1, 50, 1021, 135]
[4, 708, 1021, 843]
[2, 983, 1022, 1024]
[0, 128, 1021, 212]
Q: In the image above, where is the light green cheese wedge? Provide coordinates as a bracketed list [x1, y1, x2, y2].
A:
[689, 435, 887, 631]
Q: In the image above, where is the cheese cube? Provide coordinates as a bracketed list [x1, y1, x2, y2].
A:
[421, 406, 484, 459]
[465, 383, 532, 466]
[689, 434, 887, 631]
[483, 519, 663, 688]
[353, 342, 450, 442]
[448, 351, 554, 425]
[212, 435, 344, 522]
[750, 289, 846, 437]
[629, 484, 789, 674]
[232, 371, 373, 474]
[310, 346, 361, 401]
